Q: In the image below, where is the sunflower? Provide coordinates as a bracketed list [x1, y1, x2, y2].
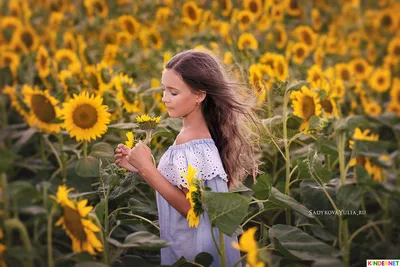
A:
[181, 1, 202, 26]
[349, 157, 383, 182]
[369, 68, 391, 93]
[224, 51, 233, 64]
[273, 54, 288, 82]
[351, 58, 372, 81]
[125, 132, 135, 148]
[181, 165, 203, 228]
[36, 46, 51, 79]
[118, 15, 140, 39]
[347, 31, 361, 48]
[366, 42, 377, 64]
[290, 85, 322, 131]
[62, 92, 111, 142]
[135, 114, 161, 130]
[102, 44, 119, 66]
[349, 127, 379, 149]
[274, 24, 287, 50]
[294, 25, 317, 51]
[270, 4, 284, 22]
[116, 31, 132, 47]
[386, 101, 400, 116]
[63, 32, 77, 51]
[335, 63, 353, 83]
[155, 7, 171, 24]
[313, 47, 324, 66]
[8, 1, 21, 17]
[249, 64, 265, 101]
[55, 49, 81, 74]
[3, 85, 29, 118]
[257, 14, 271, 31]
[238, 32, 258, 50]
[1, 16, 23, 38]
[146, 29, 163, 51]
[285, 0, 301, 16]
[363, 101, 382, 116]
[388, 37, 400, 60]
[243, 0, 263, 18]
[0, 51, 20, 78]
[311, 8, 323, 31]
[376, 9, 397, 32]
[114, 73, 142, 113]
[320, 96, 339, 118]
[84, 0, 109, 18]
[53, 185, 103, 255]
[389, 78, 400, 104]
[232, 227, 265, 267]
[48, 12, 64, 29]
[95, 61, 114, 93]
[220, 0, 232, 17]
[13, 25, 39, 52]
[291, 42, 310, 65]
[331, 79, 346, 100]
[22, 85, 62, 133]
[237, 10, 255, 31]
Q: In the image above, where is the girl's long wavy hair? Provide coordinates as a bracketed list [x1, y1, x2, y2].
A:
[166, 50, 263, 189]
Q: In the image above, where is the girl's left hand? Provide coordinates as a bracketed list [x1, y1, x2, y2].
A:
[128, 141, 154, 174]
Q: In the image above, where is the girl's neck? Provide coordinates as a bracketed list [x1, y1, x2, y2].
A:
[181, 105, 207, 132]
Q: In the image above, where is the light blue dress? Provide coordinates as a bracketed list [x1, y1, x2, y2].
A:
[156, 138, 242, 266]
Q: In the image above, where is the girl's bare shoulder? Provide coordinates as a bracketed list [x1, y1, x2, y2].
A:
[175, 129, 212, 145]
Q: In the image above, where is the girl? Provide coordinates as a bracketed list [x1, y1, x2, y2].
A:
[115, 50, 261, 266]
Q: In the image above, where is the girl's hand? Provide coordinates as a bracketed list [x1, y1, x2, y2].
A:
[128, 141, 154, 175]
[115, 144, 139, 173]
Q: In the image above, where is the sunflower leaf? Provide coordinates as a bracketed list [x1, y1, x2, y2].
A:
[75, 156, 100, 177]
[108, 231, 171, 250]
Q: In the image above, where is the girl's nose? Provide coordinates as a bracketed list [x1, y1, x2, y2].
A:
[161, 93, 168, 103]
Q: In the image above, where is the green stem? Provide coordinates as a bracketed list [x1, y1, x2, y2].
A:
[347, 220, 390, 245]
[336, 133, 347, 185]
[103, 196, 109, 265]
[47, 206, 56, 267]
[4, 218, 34, 267]
[40, 133, 47, 168]
[219, 229, 226, 267]
[211, 227, 222, 256]
[58, 134, 67, 184]
[283, 85, 291, 225]
[83, 140, 88, 158]
[342, 219, 349, 266]
[1, 173, 9, 220]
[0, 96, 8, 126]
[383, 195, 392, 240]
[119, 213, 160, 231]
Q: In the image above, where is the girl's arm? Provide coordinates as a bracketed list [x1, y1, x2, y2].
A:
[139, 165, 191, 218]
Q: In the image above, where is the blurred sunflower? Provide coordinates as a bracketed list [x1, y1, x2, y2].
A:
[270, 3, 284, 22]
[224, 51, 233, 64]
[84, 66, 101, 93]
[181, 165, 203, 228]
[366, 42, 377, 64]
[335, 63, 353, 84]
[48, 12, 64, 29]
[291, 42, 310, 65]
[8, 1, 21, 18]
[376, 9, 397, 32]
[155, 7, 171, 24]
[389, 78, 400, 104]
[125, 132, 135, 148]
[294, 25, 317, 51]
[331, 79, 346, 100]
[243, 0, 263, 18]
[351, 58, 372, 81]
[118, 15, 140, 39]
[363, 101, 382, 116]
[22, 85, 62, 133]
[0, 16, 23, 37]
[63, 32, 77, 51]
[237, 10, 255, 31]
[0, 228, 6, 267]
[311, 8, 323, 31]
[102, 44, 119, 66]
[116, 31, 132, 47]
[13, 25, 39, 52]
[307, 64, 325, 89]
[369, 68, 391, 93]
[114, 73, 142, 113]
[3, 85, 29, 118]
[349, 127, 379, 149]
[313, 47, 324, 66]
[61, 91, 111, 142]
[273, 55, 288, 82]
[257, 14, 271, 31]
[238, 32, 258, 50]
[349, 157, 383, 182]
[55, 49, 81, 74]
[232, 227, 265, 267]
[95, 61, 114, 92]
[290, 85, 322, 131]
[36, 46, 51, 79]
[285, 0, 301, 16]
[84, 0, 109, 18]
[320, 97, 339, 118]
[146, 28, 163, 51]
[0, 51, 20, 79]
[274, 24, 287, 50]
[387, 101, 400, 116]
[220, 0, 232, 17]
[347, 31, 362, 48]
[53, 185, 103, 255]
[387, 37, 400, 60]
[181, 1, 202, 26]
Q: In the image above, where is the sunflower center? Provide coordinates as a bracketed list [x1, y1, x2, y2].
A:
[277, 62, 284, 76]
[187, 7, 197, 21]
[394, 45, 400, 56]
[241, 15, 250, 24]
[249, 1, 258, 13]
[290, 0, 299, 10]
[302, 32, 312, 46]
[296, 47, 305, 57]
[72, 104, 98, 129]
[31, 94, 56, 123]
[63, 206, 87, 242]
[88, 73, 100, 90]
[355, 63, 364, 73]
[150, 34, 158, 45]
[321, 99, 333, 113]
[21, 31, 34, 49]
[94, 2, 104, 13]
[381, 15, 392, 28]
[40, 54, 48, 68]
[242, 40, 251, 49]
[302, 96, 315, 120]
[124, 20, 136, 35]
[341, 69, 350, 81]
[377, 76, 385, 85]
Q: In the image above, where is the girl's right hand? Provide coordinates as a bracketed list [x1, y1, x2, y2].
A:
[115, 144, 139, 173]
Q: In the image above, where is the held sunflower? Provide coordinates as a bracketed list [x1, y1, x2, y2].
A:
[232, 227, 265, 267]
[181, 165, 204, 228]
[62, 91, 111, 142]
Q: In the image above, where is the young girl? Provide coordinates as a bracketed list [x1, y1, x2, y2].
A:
[115, 50, 261, 266]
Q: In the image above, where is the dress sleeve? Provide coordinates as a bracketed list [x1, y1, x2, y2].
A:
[157, 140, 228, 190]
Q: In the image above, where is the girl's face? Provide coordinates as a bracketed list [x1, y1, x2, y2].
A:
[161, 68, 204, 118]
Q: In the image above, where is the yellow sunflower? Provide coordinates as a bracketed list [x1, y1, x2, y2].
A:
[375, 9, 397, 32]
[220, 0, 232, 17]
[349, 157, 383, 182]
[386, 101, 400, 116]
[366, 42, 377, 64]
[290, 85, 322, 131]
[125, 132, 135, 148]
[22, 85, 62, 134]
[61, 91, 111, 142]
[331, 79, 346, 100]
[369, 68, 391, 93]
[273, 54, 288, 82]
[224, 51, 233, 64]
[388, 37, 400, 60]
[311, 8, 323, 31]
[237, 10, 255, 31]
[0, 16, 23, 36]
[270, 4, 285, 22]
[243, 0, 263, 18]
[0, 51, 20, 78]
[274, 23, 287, 50]
[351, 58, 372, 81]
[63, 32, 77, 51]
[3, 85, 29, 118]
[232, 227, 265, 267]
[36, 46, 51, 79]
[95, 61, 114, 93]
[320, 97, 339, 118]
[238, 32, 258, 50]
[116, 31, 132, 47]
[114, 73, 142, 113]
[135, 114, 161, 130]
[102, 44, 119, 66]
[285, 0, 302, 17]
[53, 185, 103, 255]
[84, 0, 109, 18]
[307, 64, 325, 89]
[257, 14, 271, 31]
[180, 165, 203, 228]
[83, 65, 101, 94]
[181, 1, 203, 26]
[156, 7, 171, 24]
[146, 28, 163, 51]
[294, 25, 317, 51]
[363, 101, 382, 116]
[55, 49, 81, 74]
[313, 47, 324, 66]
[335, 63, 353, 84]
[118, 15, 140, 39]
[349, 127, 379, 149]
[48, 12, 64, 29]
[13, 25, 39, 52]
[389, 78, 400, 104]
[291, 42, 310, 65]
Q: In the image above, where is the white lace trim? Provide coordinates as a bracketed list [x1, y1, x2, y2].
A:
[157, 139, 228, 189]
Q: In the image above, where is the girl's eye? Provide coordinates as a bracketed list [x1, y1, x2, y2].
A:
[171, 93, 177, 96]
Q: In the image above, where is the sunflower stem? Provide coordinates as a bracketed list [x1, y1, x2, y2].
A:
[283, 84, 292, 225]
[219, 229, 226, 267]
[83, 140, 88, 158]
[0, 96, 8, 126]
[4, 218, 34, 267]
[211, 227, 222, 256]
[47, 204, 56, 267]
[336, 132, 347, 185]
[58, 134, 67, 184]
[1, 173, 9, 220]
[40, 133, 47, 168]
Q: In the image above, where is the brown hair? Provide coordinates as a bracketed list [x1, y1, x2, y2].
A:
[166, 49, 262, 189]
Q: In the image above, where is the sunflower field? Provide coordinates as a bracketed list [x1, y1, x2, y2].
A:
[1, 0, 400, 266]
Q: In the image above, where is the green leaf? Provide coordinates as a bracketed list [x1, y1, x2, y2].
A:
[355, 165, 372, 184]
[108, 231, 170, 250]
[75, 262, 108, 267]
[0, 147, 17, 172]
[269, 224, 341, 261]
[94, 201, 105, 225]
[270, 187, 315, 218]
[203, 191, 251, 236]
[8, 181, 38, 200]
[252, 173, 271, 200]
[286, 81, 308, 92]
[194, 252, 214, 267]
[334, 115, 370, 133]
[90, 142, 114, 166]
[75, 156, 100, 177]
[353, 140, 389, 158]
[336, 184, 363, 214]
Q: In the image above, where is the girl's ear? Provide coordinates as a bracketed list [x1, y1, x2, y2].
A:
[198, 90, 206, 103]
